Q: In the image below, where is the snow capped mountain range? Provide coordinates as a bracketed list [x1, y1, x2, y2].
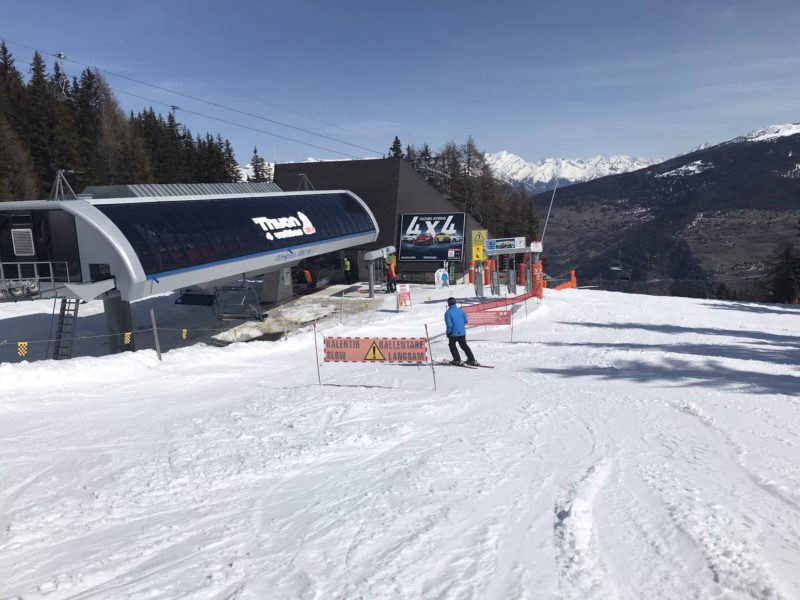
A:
[484, 152, 657, 193]
[733, 122, 800, 143]
[238, 122, 800, 189]
[485, 122, 800, 193]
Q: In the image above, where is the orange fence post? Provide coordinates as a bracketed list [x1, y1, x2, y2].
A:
[468, 260, 475, 284]
[532, 261, 544, 299]
[570, 269, 577, 288]
[483, 260, 491, 285]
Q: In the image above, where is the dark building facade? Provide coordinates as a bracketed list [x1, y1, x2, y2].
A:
[274, 158, 482, 282]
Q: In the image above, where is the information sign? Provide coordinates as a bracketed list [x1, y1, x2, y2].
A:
[467, 310, 512, 326]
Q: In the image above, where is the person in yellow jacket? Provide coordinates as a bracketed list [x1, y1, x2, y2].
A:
[343, 257, 353, 284]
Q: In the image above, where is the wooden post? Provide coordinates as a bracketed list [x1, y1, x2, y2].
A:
[313, 321, 322, 385]
[149, 308, 162, 361]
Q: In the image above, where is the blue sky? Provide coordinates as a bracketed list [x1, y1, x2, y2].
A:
[2, 0, 800, 165]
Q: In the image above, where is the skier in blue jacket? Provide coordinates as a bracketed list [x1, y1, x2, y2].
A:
[444, 297, 478, 366]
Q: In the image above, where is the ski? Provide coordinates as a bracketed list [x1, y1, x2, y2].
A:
[432, 360, 494, 369]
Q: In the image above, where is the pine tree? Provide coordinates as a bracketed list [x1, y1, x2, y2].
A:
[223, 139, 239, 182]
[768, 242, 800, 303]
[0, 41, 26, 136]
[419, 144, 432, 164]
[25, 52, 57, 195]
[48, 61, 81, 184]
[389, 136, 403, 158]
[0, 113, 38, 200]
[249, 147, 269, 182]
[405, 144, 417, 166]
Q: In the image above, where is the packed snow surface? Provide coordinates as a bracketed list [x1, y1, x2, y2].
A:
[1, 287, 799, 599]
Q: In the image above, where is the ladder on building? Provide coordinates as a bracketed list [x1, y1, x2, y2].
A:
[49, 298, 80, 360]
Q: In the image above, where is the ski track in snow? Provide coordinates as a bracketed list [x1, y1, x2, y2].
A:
[1, 287, 799, 598]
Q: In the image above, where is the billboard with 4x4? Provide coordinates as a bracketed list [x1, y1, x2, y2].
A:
[398, 213, 465, 262]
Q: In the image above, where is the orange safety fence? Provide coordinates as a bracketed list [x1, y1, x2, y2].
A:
[553, 270, 577, 291]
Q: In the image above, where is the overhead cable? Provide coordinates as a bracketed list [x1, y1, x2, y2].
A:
[1, 36, 384, 157]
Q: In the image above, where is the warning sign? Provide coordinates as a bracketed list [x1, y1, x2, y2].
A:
[364, 342, 386, 361]
[324, 336, 428, 363]
[472, 229, 488, 261]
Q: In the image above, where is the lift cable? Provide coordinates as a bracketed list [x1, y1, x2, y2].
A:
[114, 88, 364, 160]
[1, 37, 384, 157]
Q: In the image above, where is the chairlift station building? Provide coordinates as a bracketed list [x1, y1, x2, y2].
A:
[0, 182, 379, 355]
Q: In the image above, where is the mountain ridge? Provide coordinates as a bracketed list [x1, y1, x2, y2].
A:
[484, 151, 656, 193]
[531, 121, 800, 300]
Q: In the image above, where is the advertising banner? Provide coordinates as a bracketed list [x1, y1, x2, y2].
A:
[484, 237, 527, 255]
[472, 229, 488, 261]
[398, 213, 465, 262]
[324, 336, 428, 363]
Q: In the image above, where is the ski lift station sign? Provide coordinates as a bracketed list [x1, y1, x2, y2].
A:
[398, 213, 465, 262]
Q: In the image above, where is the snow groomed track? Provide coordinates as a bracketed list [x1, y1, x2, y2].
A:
[1, 287, 799, 599]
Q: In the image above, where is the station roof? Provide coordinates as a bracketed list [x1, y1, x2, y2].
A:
[82, 182, 283, 199]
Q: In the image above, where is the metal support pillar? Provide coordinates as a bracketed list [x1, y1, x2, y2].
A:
[474, 263, 484, 298]
[104, 296, 134, 354]
[367, 260, 375, 298]
[507, 267, 517, 295]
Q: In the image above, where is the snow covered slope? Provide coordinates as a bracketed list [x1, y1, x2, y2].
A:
[484, 151, 656, 193]
[1, 288, 799, 598]
[736, 122, 800, 143]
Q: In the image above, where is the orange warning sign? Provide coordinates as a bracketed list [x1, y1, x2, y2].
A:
[324, 337, 428, 363]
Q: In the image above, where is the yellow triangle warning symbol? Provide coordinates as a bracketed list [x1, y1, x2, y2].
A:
[364, 342, 386, 361]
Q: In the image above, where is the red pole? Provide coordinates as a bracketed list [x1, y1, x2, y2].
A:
[468, 260, 475, 284]
[313, 321, 322, 385]
[425, 324, 437, 392]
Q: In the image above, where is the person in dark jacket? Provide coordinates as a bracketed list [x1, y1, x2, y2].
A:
[444, 297, 478, 366]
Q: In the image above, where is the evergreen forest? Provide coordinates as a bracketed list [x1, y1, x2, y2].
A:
[0, 43, 240, 201]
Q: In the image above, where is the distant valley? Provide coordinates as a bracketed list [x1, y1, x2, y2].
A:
[528, 123, 800, 300]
